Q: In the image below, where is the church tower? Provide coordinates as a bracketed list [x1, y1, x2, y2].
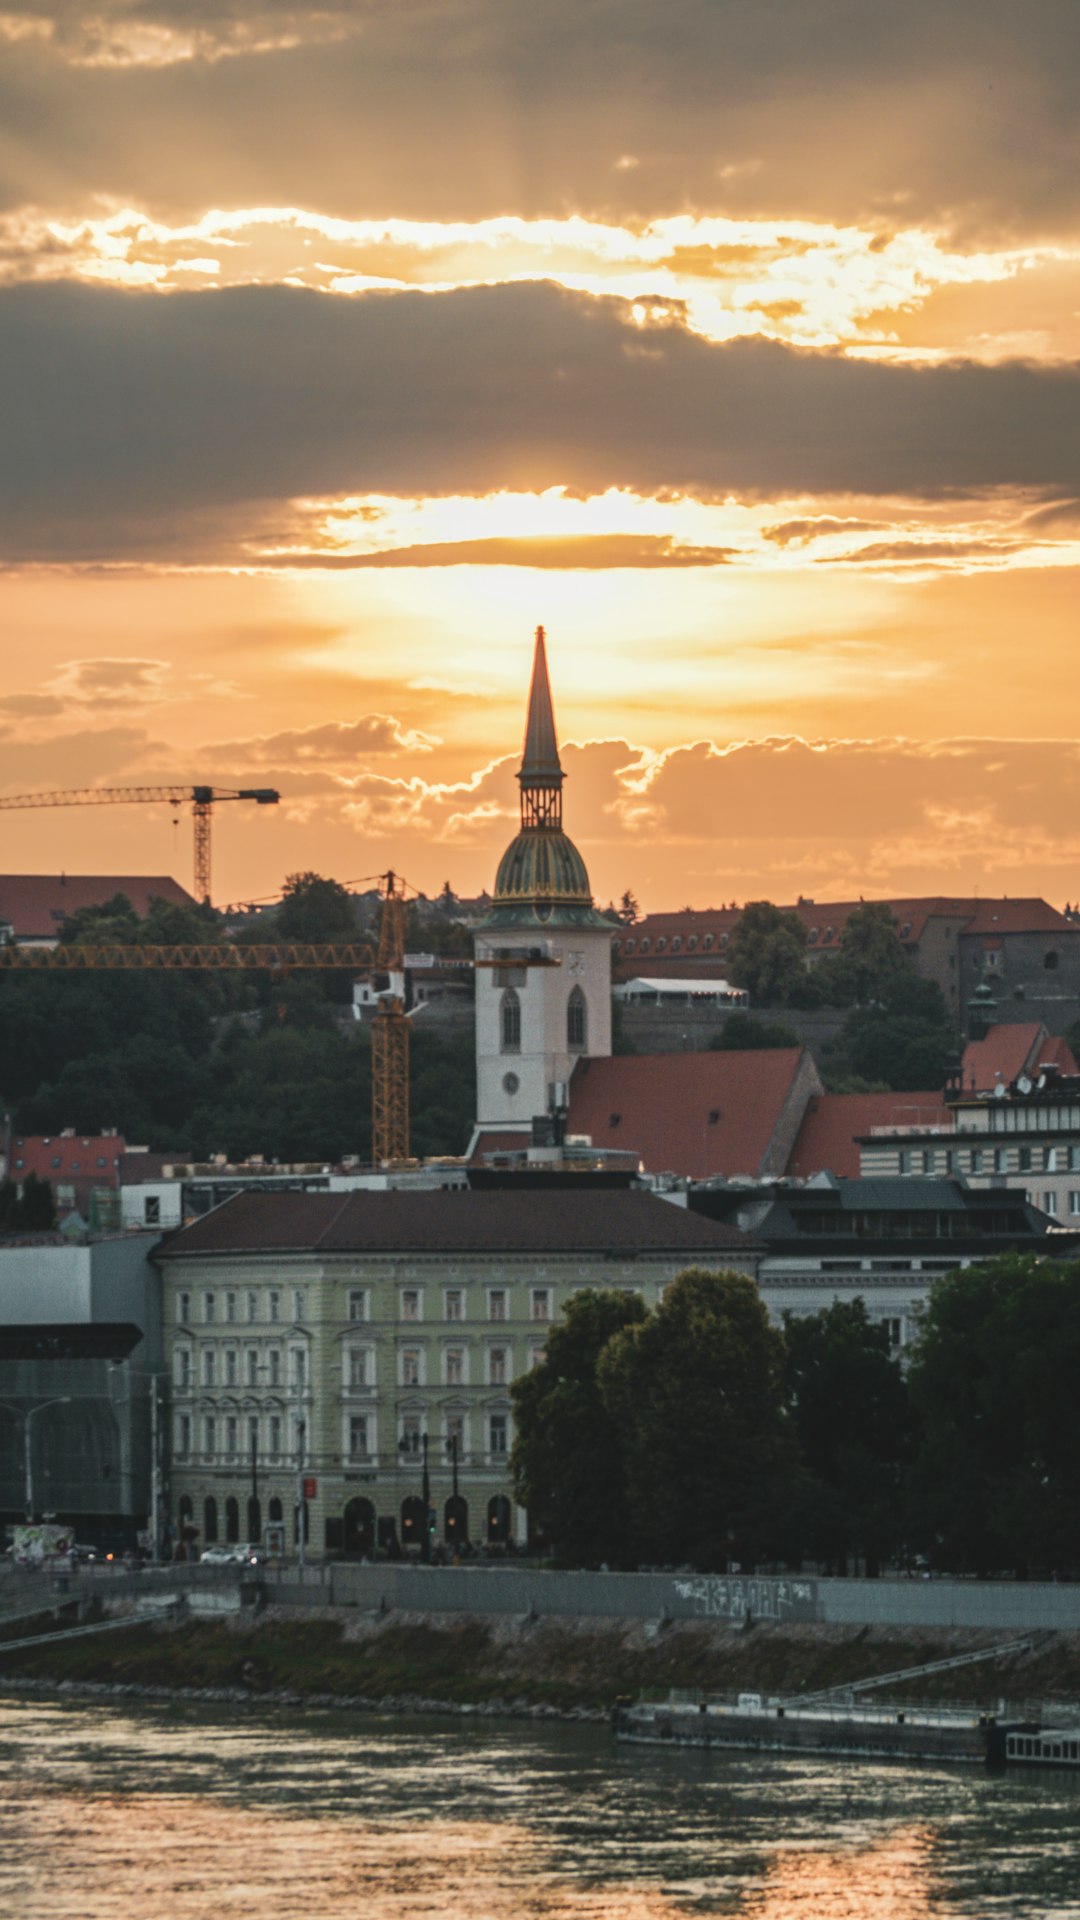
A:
[473, 627, 613, 1139]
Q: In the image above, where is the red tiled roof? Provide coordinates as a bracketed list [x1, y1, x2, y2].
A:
[961, 1023, 1045, 1093]
[0, 874, 195, 940]
[1036, 1035, 1080, 1076]
[567, 1048, 810, 1180]
[159, 1187, 758, 1257]
[787, 1092, 949, 1179]
[962, 899, 1070, 935]
[9, 1133, 126, 1185]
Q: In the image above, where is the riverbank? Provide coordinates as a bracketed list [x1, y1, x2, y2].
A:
[3, 1606, 1080, 1717]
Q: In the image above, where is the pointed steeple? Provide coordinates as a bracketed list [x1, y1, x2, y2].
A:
[518, 625, 563, 829]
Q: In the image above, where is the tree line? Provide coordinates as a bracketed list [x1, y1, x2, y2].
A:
[0, 875, 476, 1162]
[511, 1254, 1080, 1579]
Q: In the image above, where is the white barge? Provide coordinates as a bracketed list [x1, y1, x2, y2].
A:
[613, 1692, 1080, 1771]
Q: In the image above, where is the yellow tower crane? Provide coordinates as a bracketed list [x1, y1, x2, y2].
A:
[0, 785, 280, 906]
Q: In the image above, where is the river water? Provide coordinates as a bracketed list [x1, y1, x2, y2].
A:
[0, 1696, 1078, 1918]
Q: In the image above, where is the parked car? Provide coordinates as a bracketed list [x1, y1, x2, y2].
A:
[199, 1544, 261, 1565]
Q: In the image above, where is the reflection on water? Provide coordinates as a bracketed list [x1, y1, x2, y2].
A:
[0, 1698, 1078, 1918]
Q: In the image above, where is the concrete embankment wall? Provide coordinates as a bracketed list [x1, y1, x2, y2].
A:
[259, 1564, 1080, 1634]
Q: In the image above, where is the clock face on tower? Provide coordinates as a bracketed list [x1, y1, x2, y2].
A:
[567, 951, 584, 975]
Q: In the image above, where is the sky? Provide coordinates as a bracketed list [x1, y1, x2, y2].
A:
[2, 0, 1080, 913]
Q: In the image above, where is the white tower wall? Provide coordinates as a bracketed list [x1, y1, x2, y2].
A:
[475, 926, 612, 1128]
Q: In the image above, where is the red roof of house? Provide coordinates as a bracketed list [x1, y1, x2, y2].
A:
[0, 874, 195, 940]
[566, 1048, 811, 1180]
[1036, 1035, 1080, 1076]
[787, 1092, 949, 1179]
[9, 1132, 127, 1185]
[960, 1023, 1046, 1092]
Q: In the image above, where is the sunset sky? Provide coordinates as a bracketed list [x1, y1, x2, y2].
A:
[2, 1, 1079, 911]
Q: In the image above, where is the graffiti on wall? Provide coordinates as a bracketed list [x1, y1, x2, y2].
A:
[671, 1575, 820, 1622]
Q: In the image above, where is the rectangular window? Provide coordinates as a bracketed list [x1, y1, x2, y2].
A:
[268, 1290, 280, 1322]
[204, 1293, 216, 1324]
[269, 1348, 281, 1387]
[247, 1290, 258, 1324]
[202, 1349, 216, 1387]
[348, 1347, 369, 1388]
[178, 1414, 191, 1456]
[269, 1414, 282, 1456]
[489, 1347, 508, 1386]
[178, 1291, 190, 1324]
[530, 1289, 551, 1323]
[488, 1289, 507, 1322]
[293, 1289, 306, 1323]
[920, 1149, 934, 1174]
[1070, 1146, 1080, 1173]
[401, 1289, 420, 1322]
[445, 1289, 463, 1322]
[144, 1196, 161, 1227]
[1069, 1191, 1080, 1215]
[401, 1347, 421, 1387]
[247, 1349, 259, 1387]
[898, 1150, 911, 1175]
[970, 1148, 983, 1174]
[489, 1412, 508, 1456]
[1044, 1191, 1058, 1215]
[446, 1413, 465, 1455]
[348, 1289, 368, 1323]
[204, 1416, 216, 1456]
[1019, 1146, 1033, 1172]
[400, 1414, 421, 1455]
[445, 1347, 464, 1387]
[1046, 1147, 1059, 1172]
[528, 1343, 546, 1371]
[291, 1347, 306, 1390]
[176, 1348, 191, 1389]
[225, 1348, 238, 1386]
[882, 1317, 902, 1348]
[248, 1413, 259, 1450]
[225, 1414, 238, 1455]
[349, 1414, 369, 1459]
[995, 1147, 1009, 1173]
[225, 1291, 237, 1323]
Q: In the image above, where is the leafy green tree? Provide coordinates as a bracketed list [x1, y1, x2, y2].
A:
[709, 1012, 801, 1051]
[511, 1288, 647, 1564]
[275, 872, 358, 942]
[598, 1268, 795, 1570]
[907, 1253, 1080, 1575]
[817, 901, 911, 1006]
[0, 1174, 56, 1232]
[617, 890, 640, 925]
[824, 971, 958, 1091]
[724, 902, 808, 1007]
[783, 1300, 913, 1574]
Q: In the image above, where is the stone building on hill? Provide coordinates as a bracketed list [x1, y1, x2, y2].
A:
[155, 1186, 758, 1559]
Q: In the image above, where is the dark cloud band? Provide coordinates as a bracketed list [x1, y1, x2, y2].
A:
[1, 280, 1077, 562]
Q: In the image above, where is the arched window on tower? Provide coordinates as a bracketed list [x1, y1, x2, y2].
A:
[567, 986, 587, 1054]
[500, 988, 521, 1053]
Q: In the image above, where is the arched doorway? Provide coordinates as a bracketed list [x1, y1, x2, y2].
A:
[486, 1494, 511, 1546]
[225, 1496, 239, 1543]
[203, 1496, 218, 1543]
[445, 1494, 468, 1547]
[247, 1495, 261, 1543]
[344, 1497, 376, 1558]
[401, 1495, 426, 1552]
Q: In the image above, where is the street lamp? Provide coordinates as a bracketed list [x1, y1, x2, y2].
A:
[0, 1398, 72, 1523]
[108, 1364, 167, 1564]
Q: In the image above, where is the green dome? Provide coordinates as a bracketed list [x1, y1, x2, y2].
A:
[494, 828, 593, 905]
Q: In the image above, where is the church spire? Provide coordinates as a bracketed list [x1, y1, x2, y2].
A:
[518, 624, 563, 830]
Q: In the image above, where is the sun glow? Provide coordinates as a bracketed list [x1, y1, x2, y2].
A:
[3, 202, 1071, 358]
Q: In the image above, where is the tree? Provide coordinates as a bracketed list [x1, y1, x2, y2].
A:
[511, 1288, 647, 1564]
[724, 902, 808, 1007]
[709, 1012, 801, 1051]
[0, 1174, 56, 1232]
[783, 1300, 913, 1574]
[598, 1268, 794, 1570]
[275, 872, 358, 942]
[616, 890, 640, 925]
[823, 971, 958, 1091]
[819, 901, 911, 1006]
[907, 1253, 1080, 1575]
